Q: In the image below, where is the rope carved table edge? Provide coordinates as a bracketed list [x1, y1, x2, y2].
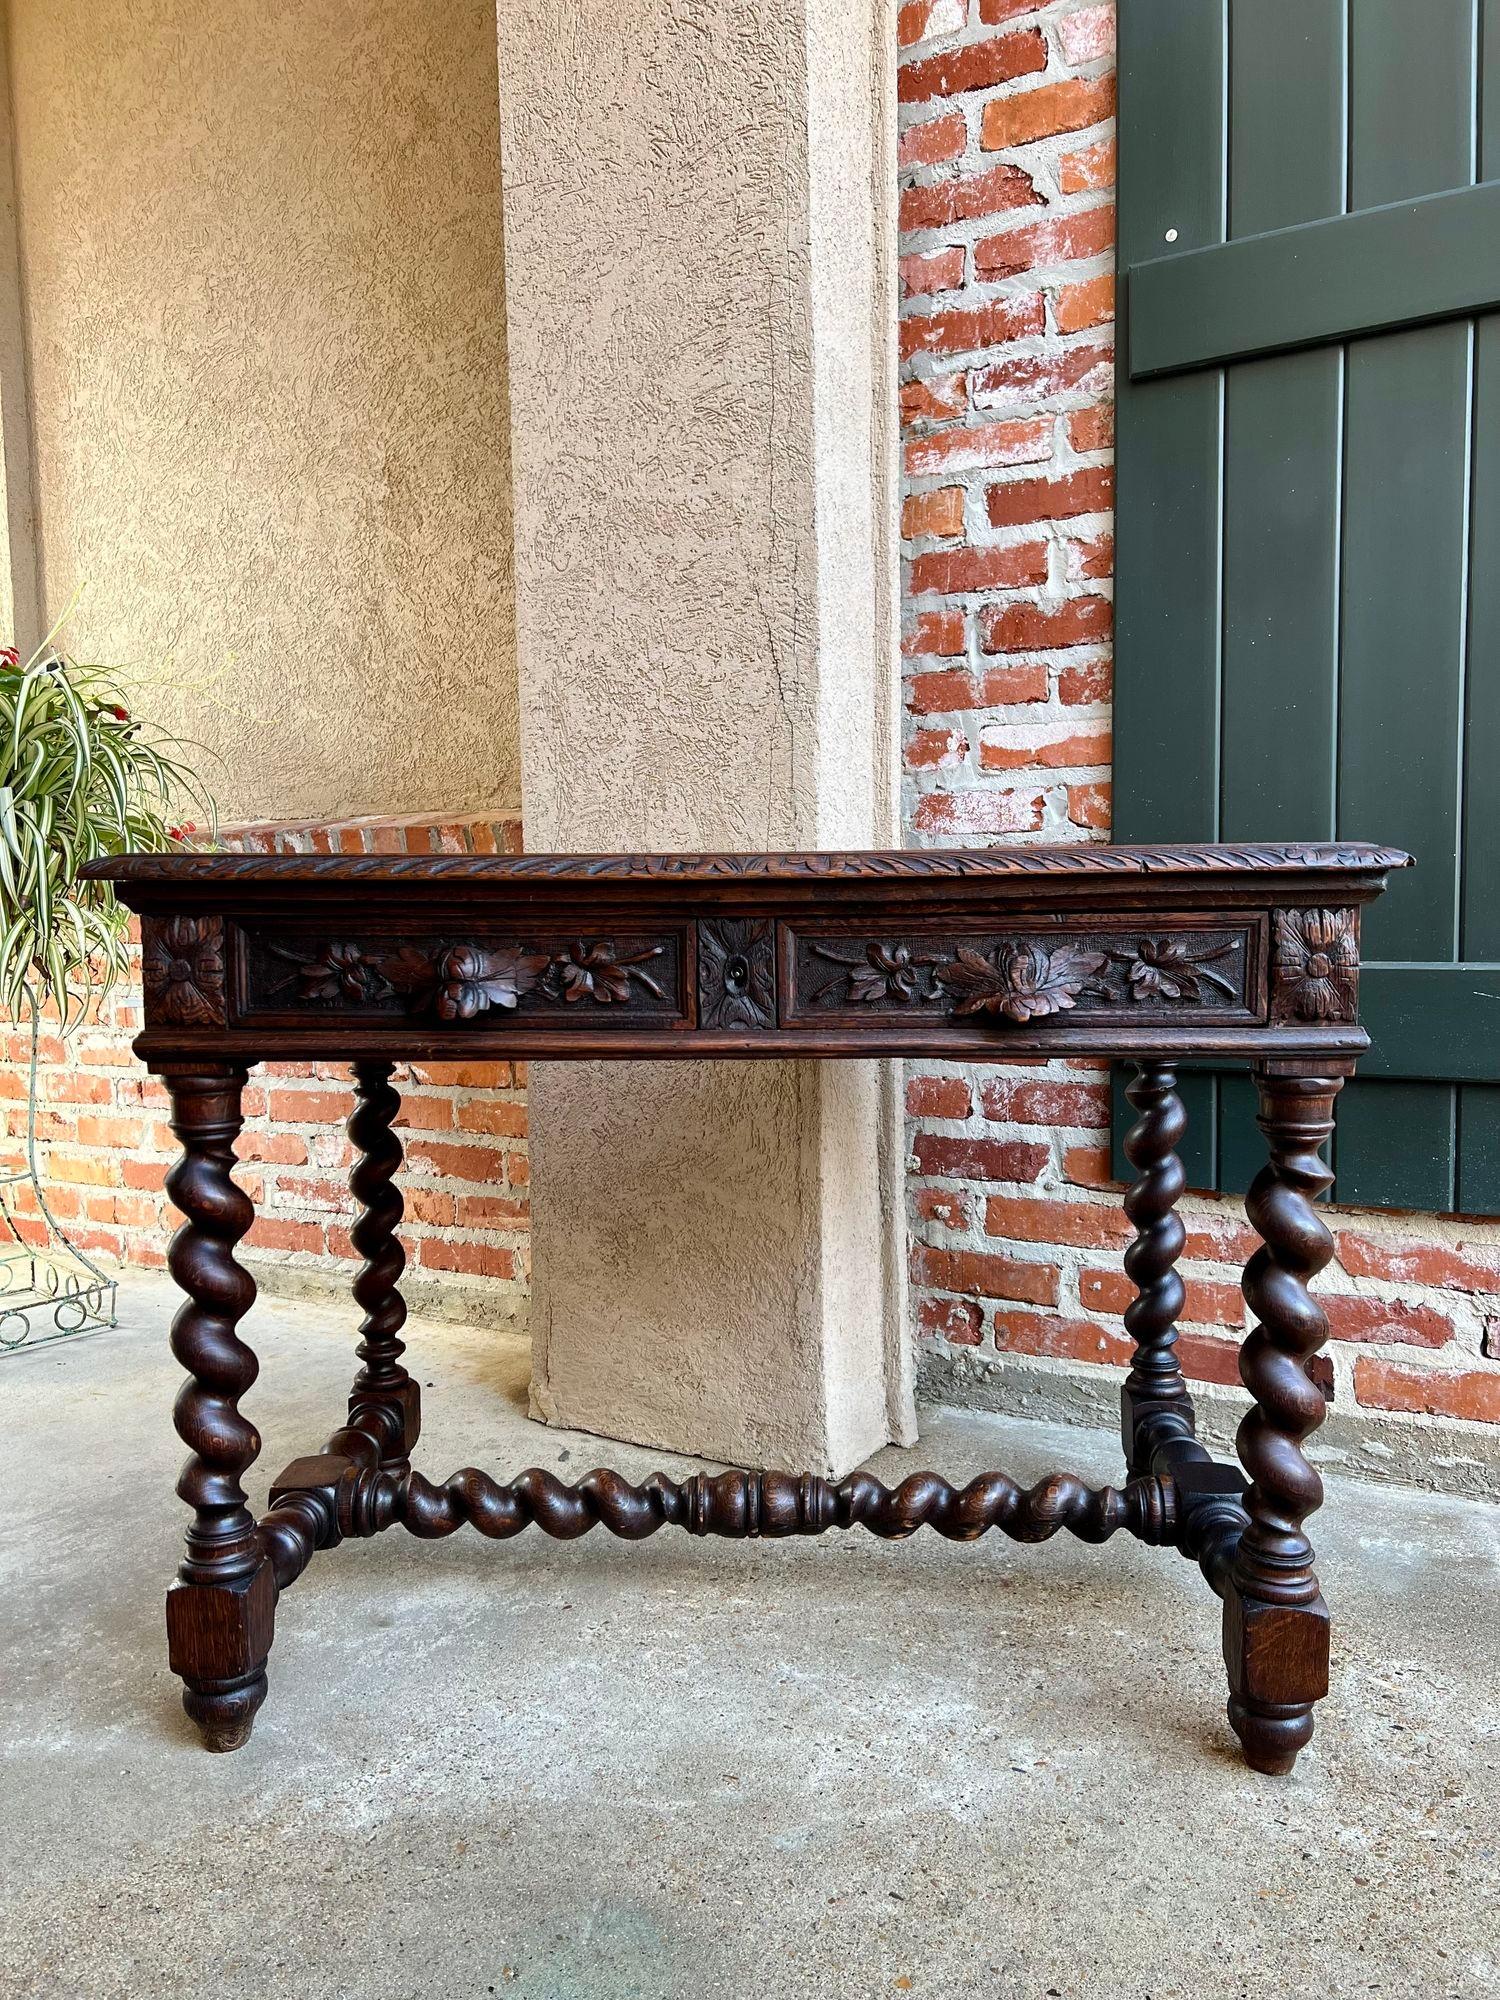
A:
[84, 842, 1410, 1772]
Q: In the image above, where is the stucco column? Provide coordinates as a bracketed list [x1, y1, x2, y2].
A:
[496, 0, 912, 1474]
[0, 23, 40, 655]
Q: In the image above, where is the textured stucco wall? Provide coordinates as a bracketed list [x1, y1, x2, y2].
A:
[503, 2, 807, 847]
[500, 0, 911, 1475]
[0, 21, 37, 656]
[6, 0, 518, 823]
[499, 0, 899, 856]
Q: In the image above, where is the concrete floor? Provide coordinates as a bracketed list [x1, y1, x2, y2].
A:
[1, 1278, 1496, 2000]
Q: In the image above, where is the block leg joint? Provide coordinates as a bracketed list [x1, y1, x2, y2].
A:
[1223, 1586, 1330, 1776]
[166, 1557, 277, 1752]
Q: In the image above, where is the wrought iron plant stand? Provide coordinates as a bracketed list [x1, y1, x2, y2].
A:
[0, 1005, 116, 1352]
[86, 841, 1408, 1774]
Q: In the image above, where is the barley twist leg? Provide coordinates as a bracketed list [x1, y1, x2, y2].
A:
[1119, 1061, 1193, 1474]
[159, 1063, 276, 1752]
[346, 1061, 419, 1467]
[1225, 1068, 1343, 1775]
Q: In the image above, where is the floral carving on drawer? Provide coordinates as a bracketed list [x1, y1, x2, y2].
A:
[789, 927, 1257, 1025]
[938, 941, 1108, 1023]
[1110, 936, 1242, 1005]
[239, 934, 682, 1023]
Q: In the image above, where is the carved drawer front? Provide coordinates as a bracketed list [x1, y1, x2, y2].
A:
[233, 929, 687, 1026]
[781, 921, 1263, 1028]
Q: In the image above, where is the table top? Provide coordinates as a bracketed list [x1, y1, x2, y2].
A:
[93, 841, 1408, 1067]
[86, 841, 1411, 888]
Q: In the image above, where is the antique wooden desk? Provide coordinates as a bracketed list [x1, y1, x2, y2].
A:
[87, 841, 1408, 1775]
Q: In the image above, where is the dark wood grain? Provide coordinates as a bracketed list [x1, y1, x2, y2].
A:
[83, 840, 1411, 884]
[245, 933, 684, 1024]
[310, 1460, 1180, 1546]
[786, 923, 1256, 1024]
[1270, 908, 1360, 1024]
[110, 843, 1405, 1774]
[1118, 1062, 1250, 1594]
[142, 916, 227, 1028]
[1119, 1062, 1193, 1468]
[159, 1063, 276, 1752]
[1224, 1068, 1342, 1774]
[346, 1062, 421, 1469]
[90, 846, 1408, 1066]
[698, 917, 777, 1029]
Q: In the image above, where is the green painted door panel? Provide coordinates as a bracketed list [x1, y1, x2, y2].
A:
[1115, 0, 1499, 1219]
[1458, 1087, 1500, 1211]
[1128, 185, 1500, 378]
[1112, 0, 1225, 847]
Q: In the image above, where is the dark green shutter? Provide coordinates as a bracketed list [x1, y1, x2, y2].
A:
[1113, 0, 1500, 1213]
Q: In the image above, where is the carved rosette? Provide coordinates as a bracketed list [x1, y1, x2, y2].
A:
[698, 918, 776, 1030]
[1271, 909, 1359, 1024]
[143, 916, 227, 1027]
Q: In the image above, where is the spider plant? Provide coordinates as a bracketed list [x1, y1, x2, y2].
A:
[0, 643, 216, 1033]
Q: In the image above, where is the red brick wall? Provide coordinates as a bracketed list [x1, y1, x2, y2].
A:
[896, 0, 1500, 1446]
[8, 3, 1498, 1462]
[2, 813, 529, 1323]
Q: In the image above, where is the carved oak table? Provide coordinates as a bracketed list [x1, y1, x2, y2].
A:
[86, 841, 1408, 1774]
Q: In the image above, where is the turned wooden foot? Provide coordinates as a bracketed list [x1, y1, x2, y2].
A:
[1223, 1585, 1331, 1773]
[188, 1691, 264, 1753]
[1224, 1067, 1343, 1775]
[168, 1563, 277, 1750]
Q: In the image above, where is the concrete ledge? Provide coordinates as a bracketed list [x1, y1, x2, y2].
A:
[918, 1346, 1500, 1503]
[243, 1254, 526, 1334]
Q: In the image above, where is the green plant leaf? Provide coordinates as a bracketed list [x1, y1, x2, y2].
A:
[0, 647, 217, 1030]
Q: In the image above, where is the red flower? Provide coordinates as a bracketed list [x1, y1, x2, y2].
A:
[109, 704, 130, 722]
